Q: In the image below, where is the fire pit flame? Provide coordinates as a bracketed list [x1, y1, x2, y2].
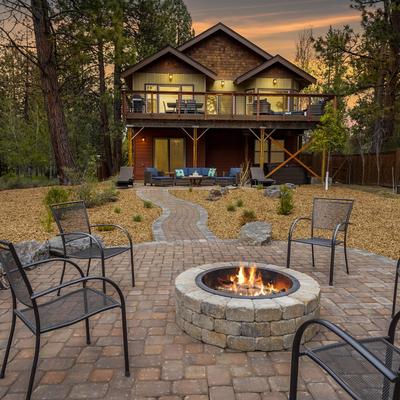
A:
[216, 263, 286, 297]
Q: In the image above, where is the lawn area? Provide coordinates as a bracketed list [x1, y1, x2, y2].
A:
[0, 186, 161, 244]
[172, 185, 399, 260]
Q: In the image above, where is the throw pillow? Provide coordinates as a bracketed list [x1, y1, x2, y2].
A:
[208, 168, 216, 177]
[175, 169, 185, 177]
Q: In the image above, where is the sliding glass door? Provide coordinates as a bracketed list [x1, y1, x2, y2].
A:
[154, 138, 185, 173]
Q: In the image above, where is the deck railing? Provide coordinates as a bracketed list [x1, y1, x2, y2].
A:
[122, 90, 335, 120]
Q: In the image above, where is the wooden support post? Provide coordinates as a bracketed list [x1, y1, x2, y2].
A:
[127, 127, 133, 167]
[259, 128, 265, 168]
[193, 127, 198, 168]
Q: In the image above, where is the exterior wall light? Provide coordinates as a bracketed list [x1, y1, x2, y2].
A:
[221, 80, 225, 88]
[141, 137, 146, 142]
[168, 73, 173, 82]
[273, 78, 278, 85]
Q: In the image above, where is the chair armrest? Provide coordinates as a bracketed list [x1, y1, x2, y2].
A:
[294, 318, 399, 382]
[288, 217, 311, 239]
[23, 258, 84, 277]
[91, 224, 133, 247]
[31, 275, 125, 306]
[57, 232, 104, 258]
[331, 222, 352, 243]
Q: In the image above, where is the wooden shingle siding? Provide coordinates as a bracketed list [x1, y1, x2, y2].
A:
[183, 31, 265, 80]
[139, 54, 202, 74]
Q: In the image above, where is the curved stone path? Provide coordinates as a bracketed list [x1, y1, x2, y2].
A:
[137, 188, 217, 242]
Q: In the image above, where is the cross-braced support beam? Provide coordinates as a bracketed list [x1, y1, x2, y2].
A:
[127, 127, 145, 167]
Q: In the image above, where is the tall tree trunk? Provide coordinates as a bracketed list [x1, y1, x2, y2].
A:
[98, 39, 113, 176]
[31, 0, 74, 184]
[113, 61, 122, 172]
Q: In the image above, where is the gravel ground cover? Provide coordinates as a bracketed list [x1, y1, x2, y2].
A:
[0, 186, 161, 245]
[172, 184, 399, 259]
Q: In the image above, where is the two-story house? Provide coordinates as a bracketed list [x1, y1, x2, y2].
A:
[121, 22, 333, 183]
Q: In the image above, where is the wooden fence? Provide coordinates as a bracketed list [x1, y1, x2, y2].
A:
[301, 149, 400, 188]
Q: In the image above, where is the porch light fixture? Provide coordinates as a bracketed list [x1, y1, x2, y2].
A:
[273, 78, 278, 85]
[168, 73, 173, 82]
[221, 80, 225, 88]
[141, 137, 146, 142]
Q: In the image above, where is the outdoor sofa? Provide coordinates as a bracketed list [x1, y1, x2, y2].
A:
[144, 167, 174, 186]
[215, 167, 241, 186]
[174, 167, 217, 186]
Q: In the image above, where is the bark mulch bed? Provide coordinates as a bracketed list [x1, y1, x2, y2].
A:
[0, 187, 161, 245]
[172, 185, 399, 260]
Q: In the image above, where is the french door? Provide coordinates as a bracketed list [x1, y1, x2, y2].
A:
[154, 138, 186, 173]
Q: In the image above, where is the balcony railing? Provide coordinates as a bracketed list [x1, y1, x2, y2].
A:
[122, 90, 335, 121]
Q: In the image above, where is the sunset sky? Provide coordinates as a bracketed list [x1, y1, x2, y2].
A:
[184, 0, 361, 59]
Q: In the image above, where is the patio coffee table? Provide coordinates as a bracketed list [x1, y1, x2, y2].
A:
[188, 175, 203, 186]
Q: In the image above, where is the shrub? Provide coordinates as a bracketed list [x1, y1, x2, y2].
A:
[240, 209, 257, 225]
[277, 185, 294, 215]
[256, 184, 264, 190]
[143, 200, 153, 209]
[188, 187, 193, 193]
[226, 204, 236, 212]
[0, 174, 58, 190]
[42, 187, 71, 232]
[132, 214, 143, 222]
[114, 206, 121, 214]
[235, 199, 244, 207]
[96, 225, 115, 232]
[73, 181, 118, 208]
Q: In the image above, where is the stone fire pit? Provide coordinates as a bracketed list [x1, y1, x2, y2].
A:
[175, 262, 320, 351]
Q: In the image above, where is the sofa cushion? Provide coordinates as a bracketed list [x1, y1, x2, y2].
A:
[229, 168, 241, 177]
[145, 167, 159, 177]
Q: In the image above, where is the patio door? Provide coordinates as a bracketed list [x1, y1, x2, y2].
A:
[154, 138, 185, 172]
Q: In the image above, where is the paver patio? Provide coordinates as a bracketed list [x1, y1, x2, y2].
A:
[0, 188, 397, 400]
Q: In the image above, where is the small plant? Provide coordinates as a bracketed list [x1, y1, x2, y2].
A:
[256, 184, 264, 190]
[73, 181, 119, 208]
[277, 185, 294, 215]
[96, 225, 115, 232]
[188, 187, 193, 193]
[42, 187, 71, 232]
[143, 200, 153, 209]
[240, 209, 257, 225]
[114, 206, 121, 214]
[235, 199, 244, 207]
[226, 204, 236, 212]
[132, 214, 143, 222]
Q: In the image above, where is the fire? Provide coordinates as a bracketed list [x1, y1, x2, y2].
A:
[217, 263, 285, 297]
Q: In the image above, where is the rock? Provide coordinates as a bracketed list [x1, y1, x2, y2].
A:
[14, 240, 50, 266]
[263, 183, 297, 198]
[48, 235, 104, 256]
[238, 221, 272, 246]
[220, 187, 229, 195]
[206, 189, 223, 201]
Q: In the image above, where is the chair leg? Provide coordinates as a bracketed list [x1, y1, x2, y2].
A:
[120, 305, 130, 377]
[311, 245, 315, 268]
[85, 318, 91, 345]
[289, 335, 301, 400]
[344, 241, 349, 275]
[86, 259, 92, 276]
[26, 334, 40, 400]
[0, 310, 16, 379]
[286, 239, 292, 269]
[129, 247, 135, 287]
[392, 265, 399, 318]
[329, 245, 336, 286]
[56, 260, 67, 296]
[101, 257, 106, 294]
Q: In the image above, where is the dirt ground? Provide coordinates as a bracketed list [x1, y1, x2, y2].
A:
[0, 186, 161, 245]
[172, 184, 399, 260]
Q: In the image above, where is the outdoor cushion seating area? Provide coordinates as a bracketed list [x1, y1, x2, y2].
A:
[143, 167, 241, 186]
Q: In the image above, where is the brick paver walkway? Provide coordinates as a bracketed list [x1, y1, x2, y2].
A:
[137, 188, 216, 242]
[0, 189, 397, 400]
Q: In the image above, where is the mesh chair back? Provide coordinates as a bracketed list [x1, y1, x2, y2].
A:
[250, 167, 265, 180]
[0, 241, 33, 307]
[118, 167, 133, 182]
[312, 198, 354, 231]
[51, 201, 91, 237]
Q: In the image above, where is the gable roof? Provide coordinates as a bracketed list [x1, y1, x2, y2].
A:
[178, 22, 272, 60]
[234, 54, 316, 85]
[121, 46, 218, 80]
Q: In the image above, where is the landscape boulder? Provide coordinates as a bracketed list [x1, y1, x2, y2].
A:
[206, 188, 228, 201]
[238, 221, 272, 246]
[48, 235, 104, 256]
[264, 183, 297, 198]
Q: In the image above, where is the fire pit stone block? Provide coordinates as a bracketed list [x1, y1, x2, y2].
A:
[175, 262, 321, 351]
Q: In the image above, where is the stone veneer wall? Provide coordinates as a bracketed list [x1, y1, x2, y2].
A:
[175, 262, 320, 351]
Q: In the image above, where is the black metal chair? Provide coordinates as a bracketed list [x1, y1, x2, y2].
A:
[392, 258, 400, 318]
[287, 198, 354, 286]
[50, 201, 135, 293]
[289, 314, 400, 400]
[0, 240, 130, 400]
